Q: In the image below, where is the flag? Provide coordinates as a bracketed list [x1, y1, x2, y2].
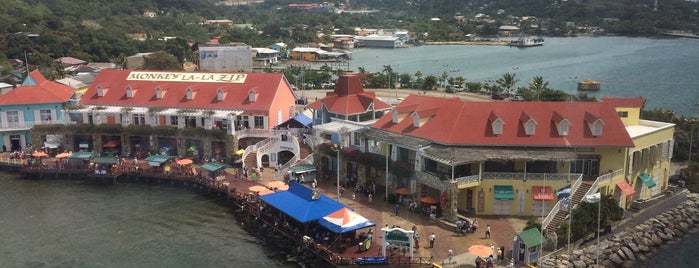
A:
[584, 192, 601, 203]
[557, 184, 571, 198]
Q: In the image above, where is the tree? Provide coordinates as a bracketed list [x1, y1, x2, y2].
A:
[142, 51, 183, 70]
[422, 75, 437, 90]
[528, 76, 549, 101]
[496, 72, 518, 96]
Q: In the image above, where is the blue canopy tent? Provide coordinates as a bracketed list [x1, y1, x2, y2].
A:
[259, 182, 348, 223]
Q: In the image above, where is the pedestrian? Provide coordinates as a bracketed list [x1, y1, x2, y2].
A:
[497, 246, 503, 262]
[448, 249, 453, 263]
[414, 233, 420, 249]
[499, 246, 505, 261]
[487, 255, 494, 268]
[429, 233, 436, 248]
[368, 193, 373, 203]
[475, 256, 482, 268]
[412, 225, 417, 233]
[394, 203, 400, 216]
[485, 224, 491, 239]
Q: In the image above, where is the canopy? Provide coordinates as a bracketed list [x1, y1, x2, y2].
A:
[494, 185, 515, 200]
[91, 156, 117, 164]
[55, 152, 71, 159]
[258, 182, 348, 223]
[257, 189, 275, 196]
[200, 162, 229, 172]
[187, 146, 197, 152]
[69, 152, 93, 159]
[276, 184, 289, 191]
[176, 159, 193, 165]
[288, 164, 316, 174]
[395, 187, 410, 195]
[43, 142, 60, 149]
[103, 140, 120, 148]
[420, 196, 439, 204]
[277, 113, 313, 129]
[556, 184, 571, 198]
[234, 149, 245, 155]
[616, 181, 635, 196]
[468, 244, 493, 257]
[266, 181, 286, 189]
[249, 185, 268, 192]
[532, 186, 553, 201]
[518, 228, 544, 247]
[638, 173, 656, 188]
[317, 208, 376, 233]
[32, 152, 48, 157]
[144, 155, 171, 166]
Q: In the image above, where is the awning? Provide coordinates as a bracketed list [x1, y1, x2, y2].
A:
[44, 142, 60, 149]
[258, 182, 348, 223]
[103, 140, 120, 148]
[616, 181, 636, 196]
[532, 186, 553, 200]
[79, 143, 89, 148]
[494, 185, 514, 200]
[638, 173, 656, 188]
[69, 152, 93, 159]
[144, 155, 171, 166]
[200, 162, 230, 172]
[91, 156, 117, 164]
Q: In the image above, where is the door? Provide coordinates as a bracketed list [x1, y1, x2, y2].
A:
[106, 115, 116, 124]
[10, 134, 21, 151]
[531, 200, 550, 217]
[493, 199, 511, 215]
[466, 189, 473, 211]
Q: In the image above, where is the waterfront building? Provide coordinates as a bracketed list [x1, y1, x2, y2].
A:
[344, 94, 674, 226]
[69, 69, 298, 167]
[199, 43, 253, 72]
[0, 70, 75, 152]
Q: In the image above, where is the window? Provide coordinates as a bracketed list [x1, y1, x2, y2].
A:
[170, 116, 178, 126]
[184, 116, 196, 128]
[248, 91, 256, 102]
[217, 88, 224, 101]
[254, 116, 264, 129]
[525, 122, 536, 135]
[592, 122, 603, 136]
[133, 114, 146, 125]
[492, 119, 503, 135]
[40, 109, 52, 122]
[7, 111, 19, 127]
[186, 88, 193, 100]
[97, 85, 104, 96]
[618, 111, 628, 118]
[126, 86, 133, 98]
[353, 132, 361, 146]
[558, 120, 570, 136]
[155, 87, 163, 99]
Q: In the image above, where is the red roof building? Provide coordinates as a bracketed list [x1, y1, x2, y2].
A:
[307, 74, 392, 123]
[0, 70, 75, 105]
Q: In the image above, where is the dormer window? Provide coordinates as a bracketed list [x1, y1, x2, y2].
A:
[591, 121, 604, 136]
[217, 88, 224, 101]
[558, 119, 571, 136]
[155, 87, 163, 99]
[126, 86, 133, 98]
[186, 88, 193, 100]
[412, 113, 420, 128]
[392, 107, 399, 123]
[97, 85, 104, 97]
[520, 113, 537, 136]
[248, 90, 256, 102]
[492, 119, 504, 135]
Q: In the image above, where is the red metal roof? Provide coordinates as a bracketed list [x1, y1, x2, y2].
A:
[307, 75, 392, 115]
[0, 70, 74, 105]
[80, 70, 291, 111]
[601, 97, 644, 108]
[371, 95, 634, 147]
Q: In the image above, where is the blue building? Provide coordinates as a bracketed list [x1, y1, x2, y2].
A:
[0, 70, 75, 152]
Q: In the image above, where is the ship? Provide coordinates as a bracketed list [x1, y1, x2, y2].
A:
[507, 36, 544, 47]
[577, 78, 601, 91]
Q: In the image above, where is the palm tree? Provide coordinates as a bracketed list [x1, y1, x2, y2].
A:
[528, 76, 549, 101]
[496, 72, 518, 96]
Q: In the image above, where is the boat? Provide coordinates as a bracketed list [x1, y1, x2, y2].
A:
[577, 78, 601, 91]
[507, 36, 544, 47]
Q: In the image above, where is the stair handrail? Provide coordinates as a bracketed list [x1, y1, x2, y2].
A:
[273, 134, 301, 181]
[542, 173, 583, 231]
[242, 137, 277, 169]
[580, 169, 622, 204]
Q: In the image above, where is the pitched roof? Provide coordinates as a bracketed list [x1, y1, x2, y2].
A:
[80, 70, 290, 111]
[307, 75, 391, 115]
[0, 70, 74, 105]
[518, 228, 543, 246]
[55, 57, 86, 66]
[370, 95, 634, 147]
[601, 97, 644, 108]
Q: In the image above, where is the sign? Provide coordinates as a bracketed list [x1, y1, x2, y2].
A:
[126, 71, 247, 83]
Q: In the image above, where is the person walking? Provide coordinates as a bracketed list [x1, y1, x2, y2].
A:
[485, 224, 491, 239]
[394, 203, 400, 216]
[475, 256, 482, 268]
[448, 249, 453, 263]
[429, 233, 436, 248]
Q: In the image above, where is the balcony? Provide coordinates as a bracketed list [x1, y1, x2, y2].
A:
[482, 172, 582, 181]
[1, 120, 64, 131]
[456, 174, 481, 188]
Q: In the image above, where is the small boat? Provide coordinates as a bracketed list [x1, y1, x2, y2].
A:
[577, 78, 601, 91]
[508, 36, 544, 47]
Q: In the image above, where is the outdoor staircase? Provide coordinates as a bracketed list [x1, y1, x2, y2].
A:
[544, 180, 593, 234]
[243, 152, 257, 170]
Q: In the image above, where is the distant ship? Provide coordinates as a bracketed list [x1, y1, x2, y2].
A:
[577, 78, 601, 91]
[508, 36, 544, 47]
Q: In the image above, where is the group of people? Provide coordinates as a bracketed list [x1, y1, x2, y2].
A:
[455, 218, 479, 235]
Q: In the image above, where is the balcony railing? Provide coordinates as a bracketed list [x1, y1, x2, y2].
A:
[236, 128, 272, 139]
[455, 174, 481, 187]
[1, 120, 64, 130]
[482, 172, 582, 181]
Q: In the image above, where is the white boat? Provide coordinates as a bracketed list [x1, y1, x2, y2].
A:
[508, 36, 544, 47]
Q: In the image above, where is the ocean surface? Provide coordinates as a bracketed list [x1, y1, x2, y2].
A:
[348, 36, 699, 117]
[0, 173, 294, 267]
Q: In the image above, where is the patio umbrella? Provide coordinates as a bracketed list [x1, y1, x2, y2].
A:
[266, 181, 286, 189]
[468, 245, 493, 257]
[276, 184, 289, 191]
[420, 196, 439, 204]
[395, 187, 410, 195]
[257, 189, 275, 196]
[176, 159, 193, 165]
[187, 146, 197, 152]
[234, 149, 245, 155]
[32, 152, 48, 157]
[248, 185, 267, 192]
[55, 152, 71, 158]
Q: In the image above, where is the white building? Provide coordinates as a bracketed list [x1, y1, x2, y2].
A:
[199, 43, 253, 72]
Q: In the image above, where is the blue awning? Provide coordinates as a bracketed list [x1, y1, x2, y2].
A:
[259, 182, 348, 223]
[292, 114, 313, 128]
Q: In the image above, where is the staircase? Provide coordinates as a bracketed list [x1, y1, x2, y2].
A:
[243, 152, 257, 170]
[544, 181, 593, 234]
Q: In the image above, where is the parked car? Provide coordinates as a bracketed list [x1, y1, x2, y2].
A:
[295, 98, 308, 105]
[511, 95, 524, 101]
[445, 86, 455, 93]
[491, 94, 505, 100]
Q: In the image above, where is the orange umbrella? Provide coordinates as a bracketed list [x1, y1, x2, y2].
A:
[176, 159, 193, 165]
[276, 184, 289, 191]
[257, 189, 275, 196]
[395, 187, 410, 195]
[468, 245, 493, 257]
[55, 152, 71, 158]
[420, 196, 439, 204]
[248, 185, 267, 192]
[32, 152, 48, 157]
[266, 181, 286, 189]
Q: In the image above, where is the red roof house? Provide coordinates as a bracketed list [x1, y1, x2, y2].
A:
[307, 74, 391, 123]
[0, 70, 74, 105]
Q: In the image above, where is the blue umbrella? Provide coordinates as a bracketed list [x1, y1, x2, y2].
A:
[557, 184, 571, 198]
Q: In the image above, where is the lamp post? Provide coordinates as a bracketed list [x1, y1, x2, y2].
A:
[336, 145, 341, 202]
[584, 192, 601, 267]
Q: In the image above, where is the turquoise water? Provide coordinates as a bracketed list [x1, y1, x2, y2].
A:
[349, 36, 699, 117]
[0, 174, 293, 267]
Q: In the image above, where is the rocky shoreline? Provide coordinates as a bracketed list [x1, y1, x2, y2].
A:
[542, 193, 699, 268]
